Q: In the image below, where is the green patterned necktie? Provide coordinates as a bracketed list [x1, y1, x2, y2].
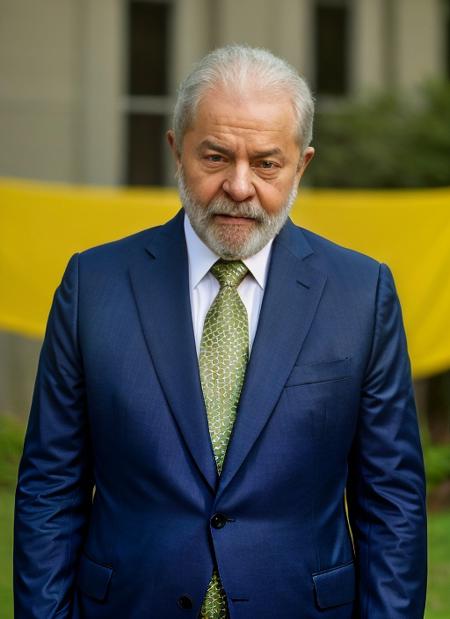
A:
[199, 260, 249, 619]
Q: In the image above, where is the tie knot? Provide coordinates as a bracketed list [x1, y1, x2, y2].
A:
[211, 260, 248, 288]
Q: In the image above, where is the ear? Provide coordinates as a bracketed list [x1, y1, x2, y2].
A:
[296, 146, 315, 183]
[167, 130, 181, 164]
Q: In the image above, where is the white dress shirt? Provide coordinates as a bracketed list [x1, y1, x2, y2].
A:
[184, 214, 273, 356]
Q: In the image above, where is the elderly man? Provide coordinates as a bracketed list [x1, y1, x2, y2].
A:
[14, 46, 426, 618]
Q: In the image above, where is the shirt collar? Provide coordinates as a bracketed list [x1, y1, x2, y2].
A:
[184, 213, 273, 290]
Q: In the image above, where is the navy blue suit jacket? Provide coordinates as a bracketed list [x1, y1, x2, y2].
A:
[14, 211, 426, 618]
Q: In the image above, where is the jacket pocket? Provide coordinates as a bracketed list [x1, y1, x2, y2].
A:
[77, 553, 113, 602]
[312, 560, 355, 609]
[285, 357, 352, 387]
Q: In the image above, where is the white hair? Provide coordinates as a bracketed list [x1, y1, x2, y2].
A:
[172, 44, 314, 153]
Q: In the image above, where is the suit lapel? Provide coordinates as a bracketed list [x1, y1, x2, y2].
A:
[128, 212, 218, 492]
[217, 220, 327, 498]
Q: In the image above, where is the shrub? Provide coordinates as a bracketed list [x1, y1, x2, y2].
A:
[309, 81, 450, 188]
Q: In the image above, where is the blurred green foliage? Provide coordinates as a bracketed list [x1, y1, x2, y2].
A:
[309, 81, 450, 188]
[0, 415, 24, 488]
[424, 444, 450, 491]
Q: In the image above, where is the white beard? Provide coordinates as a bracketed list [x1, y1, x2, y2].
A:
[178, 170, 298, 260]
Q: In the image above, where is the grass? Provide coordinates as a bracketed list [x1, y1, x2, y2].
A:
[0, 414, 449, 618]
[0, 415, 25, 617]
[0, 491, 14, 616]
[427, 510, 450, 618]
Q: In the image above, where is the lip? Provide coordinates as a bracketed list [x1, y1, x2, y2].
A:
[214, 214, 255, 225]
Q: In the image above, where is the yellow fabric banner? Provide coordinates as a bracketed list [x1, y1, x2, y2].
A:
[1, 178, 449, 378]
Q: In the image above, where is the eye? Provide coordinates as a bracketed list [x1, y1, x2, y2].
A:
[205, 154, 225, 163]
[259, 160, 275, 169]
[253, 160, 280, 174]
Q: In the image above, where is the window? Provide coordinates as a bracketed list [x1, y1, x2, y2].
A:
[125, 0, 173, 186]
[128, 1, 170, 96]
[127, 114, 166, 187]
[315, 0, 350, 96]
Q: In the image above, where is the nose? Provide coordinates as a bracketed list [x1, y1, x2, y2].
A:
[222, 163, 256, 202]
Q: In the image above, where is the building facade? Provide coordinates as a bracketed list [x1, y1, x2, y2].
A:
[0, 0, 448, 188]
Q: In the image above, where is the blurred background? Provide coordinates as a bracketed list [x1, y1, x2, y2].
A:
[1, 0, 450, 617]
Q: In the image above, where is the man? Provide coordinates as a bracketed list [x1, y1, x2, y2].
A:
[14, 45, 426, 618]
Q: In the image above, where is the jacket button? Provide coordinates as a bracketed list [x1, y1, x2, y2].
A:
[210, 513, 227, 529]
[177, 595, 193, 609]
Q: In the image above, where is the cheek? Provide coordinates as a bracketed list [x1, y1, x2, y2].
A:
[186, 169, 225, 203]
[258, 182, 293, 215]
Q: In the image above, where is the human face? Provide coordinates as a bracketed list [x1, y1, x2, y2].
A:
[168, 87, 314, 259]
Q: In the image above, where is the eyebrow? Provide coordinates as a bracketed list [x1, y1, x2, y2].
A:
[252, 147, 284, 159]
[197, 140, 284, 160]
[197, 140, 234, 158]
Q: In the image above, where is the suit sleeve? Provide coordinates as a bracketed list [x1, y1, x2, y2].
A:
[14, 254, 93, 618]
[346, 263, 427, 618]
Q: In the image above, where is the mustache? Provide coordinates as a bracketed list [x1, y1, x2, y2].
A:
[206, 197, 267, 222]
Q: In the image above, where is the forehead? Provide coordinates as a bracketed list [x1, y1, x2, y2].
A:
[186, 87, 298, 151]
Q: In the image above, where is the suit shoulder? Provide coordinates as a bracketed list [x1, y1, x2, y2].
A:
[79, 225, 163, 263]
[73, 211, 184, 274]
[290, 226, 389, 321]
[298, 225, 381, 274]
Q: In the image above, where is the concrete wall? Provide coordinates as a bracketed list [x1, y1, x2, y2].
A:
[0, 0, 123, 186]
[0, 0, 80, 182]
[395, 0, 445, 90]
[0, 331, 41, 420]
